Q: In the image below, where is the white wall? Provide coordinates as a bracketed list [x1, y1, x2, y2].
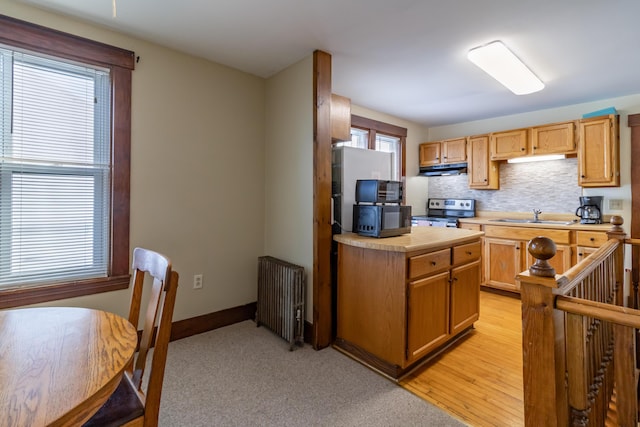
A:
[4, 1, 267, 322]
[264, 55, 314, 321]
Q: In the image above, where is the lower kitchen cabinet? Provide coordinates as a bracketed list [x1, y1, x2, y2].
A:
[450, 260, 481, 335]
[577, 246, 599, 263]
[576, 230, 609, 262]
[483, 225, 572, 292]
[334, 229, 483, 379]
[407, 271, 450, 363]
[481, 224, 609, 293]
[484, 237, 524, 292]
[526, 243, 572, 274]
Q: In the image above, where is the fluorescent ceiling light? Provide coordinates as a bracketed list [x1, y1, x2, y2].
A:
[468, 40, 544, 95]
[507, 154, 565, 164]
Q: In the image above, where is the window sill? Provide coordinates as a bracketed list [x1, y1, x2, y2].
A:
[0, 275, 131, 309]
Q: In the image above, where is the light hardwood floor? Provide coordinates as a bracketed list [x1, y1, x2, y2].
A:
[400, 290, 525, 427]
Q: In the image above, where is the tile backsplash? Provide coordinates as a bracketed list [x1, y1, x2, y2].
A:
[427, 158, 582, 214]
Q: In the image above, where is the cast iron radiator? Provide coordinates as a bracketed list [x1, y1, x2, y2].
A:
[256, 256, 305, 350]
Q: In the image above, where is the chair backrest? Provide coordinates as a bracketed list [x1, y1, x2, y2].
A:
[127, 247, 179, 424]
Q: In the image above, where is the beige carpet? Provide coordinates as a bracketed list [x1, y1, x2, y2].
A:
[157, 320, 465, 426]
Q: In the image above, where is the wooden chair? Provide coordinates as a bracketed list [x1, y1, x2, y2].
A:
[84, 247, 179, 427]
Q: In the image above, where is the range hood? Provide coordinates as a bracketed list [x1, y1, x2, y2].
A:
[419, 162, 468, 176]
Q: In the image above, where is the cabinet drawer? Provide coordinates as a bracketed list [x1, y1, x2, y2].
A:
[484, 225, 571, 245]
[409, 248, 451, 279]
[458, 222, 482, 231]
[576, 231, 608, 247]
[452, 241, 481, 265]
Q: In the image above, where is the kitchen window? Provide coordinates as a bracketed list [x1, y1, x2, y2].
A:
[0, 15, 134, 308]
[335, 115, 407, 182]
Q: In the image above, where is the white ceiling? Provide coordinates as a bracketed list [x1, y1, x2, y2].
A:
[17, 0, 640, 127]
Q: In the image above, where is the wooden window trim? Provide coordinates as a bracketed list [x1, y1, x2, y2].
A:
[351, 114, 408, 138]
[350, 114, 408, 197]
[0, 14, 134, 308]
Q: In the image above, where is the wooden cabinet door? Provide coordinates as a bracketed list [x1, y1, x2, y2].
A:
[450, 260, 481, 336]
[419, 142, 441, 167]
[407, 271, 450, 363]
[468, 135, 499, 189]
[442, 137, 467, 164]
[330, 94, 351, 141]
[490, 129, 528, 160]
[577, 246, 599, 263]
[484, 237, 525, 292]
[578, 115, 619, 187]
[526, 243, 572, 275]
[530, 121, 576, 155]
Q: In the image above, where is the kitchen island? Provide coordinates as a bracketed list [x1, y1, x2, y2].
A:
[333, 226, 484, 380]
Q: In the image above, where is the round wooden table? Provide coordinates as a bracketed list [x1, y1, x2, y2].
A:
[0, 307, 138, 427]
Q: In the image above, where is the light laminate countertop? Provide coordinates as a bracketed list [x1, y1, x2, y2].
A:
[333, 226, 483, 253]
[458, 214, 614, 232]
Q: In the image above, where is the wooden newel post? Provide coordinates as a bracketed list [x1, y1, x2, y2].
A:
[518, 236, 568, 427]
[528, 236, 557, 277]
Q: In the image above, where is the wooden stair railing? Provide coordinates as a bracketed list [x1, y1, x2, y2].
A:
[518, 216, 640, 426]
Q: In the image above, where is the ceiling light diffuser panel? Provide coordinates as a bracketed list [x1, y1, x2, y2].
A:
[468, 41, 544, 95]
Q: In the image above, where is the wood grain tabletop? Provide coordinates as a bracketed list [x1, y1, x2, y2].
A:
[0, 307, 138, 427]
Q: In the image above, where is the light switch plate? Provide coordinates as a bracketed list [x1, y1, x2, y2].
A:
[608, 199, 623, 210]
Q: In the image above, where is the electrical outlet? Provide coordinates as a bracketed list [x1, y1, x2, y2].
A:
[193, 274, 203, 289]
[608, 199, 623, 210]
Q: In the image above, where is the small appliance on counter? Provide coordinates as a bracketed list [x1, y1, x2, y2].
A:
[575, 196, 603, 224]
[352, 179, 411, 238]
[412, 198, 476, 228]
[355, 179, 402, 204]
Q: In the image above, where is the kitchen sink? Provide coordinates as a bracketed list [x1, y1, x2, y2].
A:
[490, 218, 576, 225]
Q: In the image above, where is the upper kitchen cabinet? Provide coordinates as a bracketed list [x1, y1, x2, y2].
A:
[419, 137, 467, 167]
[578, 114, 620, 187]
[530, 121, 576, 155]
[489, 129, 528, 160]
[490, 121, 577, 161]
[468, 135, 499, 190]
[419, 142, 440, 167]
[331, 94, 351, 141]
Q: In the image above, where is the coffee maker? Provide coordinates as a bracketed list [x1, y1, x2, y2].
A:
[575, 196, 603, 224]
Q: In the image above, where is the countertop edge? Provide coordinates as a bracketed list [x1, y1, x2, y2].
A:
[458, 217, 614, 231]
[334, 228, 484, 253]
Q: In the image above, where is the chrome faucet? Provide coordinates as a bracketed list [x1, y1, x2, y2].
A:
[533, 209, 542, 221]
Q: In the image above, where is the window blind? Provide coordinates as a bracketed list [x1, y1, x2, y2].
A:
[0, 47, 111, 288]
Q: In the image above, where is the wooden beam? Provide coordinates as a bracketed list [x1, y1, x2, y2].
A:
[312, 50, 333, 349]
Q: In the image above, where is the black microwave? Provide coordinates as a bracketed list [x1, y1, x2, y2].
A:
[355, 180, 403, 204]
[353, 205, 412, 238]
